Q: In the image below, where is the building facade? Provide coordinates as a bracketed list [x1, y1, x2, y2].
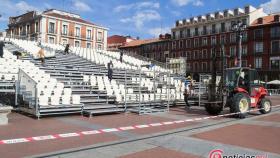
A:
[6, 9, 108, 49]
[107, 35, 136, 51]
[171, 6, 267, 75]
[249, 14, 280, 80]
[120, 34, 171, 62]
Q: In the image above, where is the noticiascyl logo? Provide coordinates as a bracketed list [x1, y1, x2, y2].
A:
[209, 149, 223, 158]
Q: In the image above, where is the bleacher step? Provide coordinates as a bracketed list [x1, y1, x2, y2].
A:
[82, 108, 125, 116]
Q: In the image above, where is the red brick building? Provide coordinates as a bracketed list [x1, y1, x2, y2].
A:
[107, 35, 136, 51]
[249, 14, 280, 80]
[120, 34, 171, 62]
[6, 9, 108, 49]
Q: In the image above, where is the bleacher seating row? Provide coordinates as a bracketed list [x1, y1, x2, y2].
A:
[2, 38, 185, 117]
[0, 49, 82, 117]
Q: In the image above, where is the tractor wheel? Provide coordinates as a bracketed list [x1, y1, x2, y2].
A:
[230, 93, 250, 119]
[259, 98, 272, 114]
[205, 103, 223, 115]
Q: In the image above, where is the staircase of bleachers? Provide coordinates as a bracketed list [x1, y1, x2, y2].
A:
[1, 37, 186, 118]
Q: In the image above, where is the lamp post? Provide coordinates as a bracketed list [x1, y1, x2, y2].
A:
[231, 21, 247, 67]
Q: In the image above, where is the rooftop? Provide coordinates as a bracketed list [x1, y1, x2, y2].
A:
[250, 14, 280, 26]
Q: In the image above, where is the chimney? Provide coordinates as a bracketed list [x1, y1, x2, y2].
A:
[274, 15, 280, 22]
[257, 18, 263, 24]
[176, 20, 179, 27]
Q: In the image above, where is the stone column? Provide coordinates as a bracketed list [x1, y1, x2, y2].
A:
[0, 106, 12, 125]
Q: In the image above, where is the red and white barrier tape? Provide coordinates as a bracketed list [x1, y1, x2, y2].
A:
[0, 105, 279, 145]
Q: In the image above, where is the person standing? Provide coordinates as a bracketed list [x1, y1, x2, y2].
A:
[0, 41, 5, 58]
[64, 44, 70, 54]
[120, 51, 123, 63]
[184, 76, 193, 108]
[108, 66, 113, 82]
[107, 60, 113, 69]
[38, 48, 45, 66]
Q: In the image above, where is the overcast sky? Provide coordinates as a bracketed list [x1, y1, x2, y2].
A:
[0, 0, 279, 38]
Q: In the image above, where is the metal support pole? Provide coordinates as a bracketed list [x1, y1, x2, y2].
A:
[124, 70, 127, 111]
[238, 33, 242, 67]
[35, 83, 39, 119]
[139, 69, 142, 113]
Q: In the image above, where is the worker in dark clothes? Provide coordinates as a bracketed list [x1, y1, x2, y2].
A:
[0, 41, 5, 58]
[107, 60, 113, 82]
[120, 51, 123, 63]
[107, 60, 113, 69]
[108, 67, 113, 82]
[64, 44, 70, 54]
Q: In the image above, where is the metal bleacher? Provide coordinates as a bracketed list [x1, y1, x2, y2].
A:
[2, 38, 186, 118]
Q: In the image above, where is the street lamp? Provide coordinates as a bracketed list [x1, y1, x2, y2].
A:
[231, 21, 246, 67]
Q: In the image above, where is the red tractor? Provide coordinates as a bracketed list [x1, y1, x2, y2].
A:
[204, 67, 272, 118]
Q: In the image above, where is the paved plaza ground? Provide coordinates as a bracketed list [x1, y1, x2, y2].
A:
[0, 96, 279, 158]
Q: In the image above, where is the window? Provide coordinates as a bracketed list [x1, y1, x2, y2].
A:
[172, 32, 176, 39]
[242, 19, 247, 25]
[97, 32, 102, 41]
[35, 22, 39, 32]
[180, 30, 184, 38]
[172, 41, 176, 50]
[212, 24, 216, 34]
[202, 62, 207, 71]
[270, 59, 280, 70]
[221, 23, 225, 32]
[193, 62, 199, 72]
[75, 27, 80, 37]
[26, 25, 30, 34]
[49, 22, 55, 34]
[87, 29, 92, 39]
[255, 57, 262, 68]
[220, 35, 226, 44]
[62, 25, 68, 35]
[202, 37, 207, 46]
[202, 49, 207, 59]
[271, 41, 280, 54]
[230, 33, 236, 43]
[241, 32, 247, 42]
[186, 40, 191, 48]
[86, 43, 91, 48]
[230, 46, 236, 57]
[211, 36, 216, 45]
[255, 42, 263, 53]
[271, 27, 280, 38]
[179, 40, 183, 49]
[48, 37, 55, 44]
[194, 50, 198, 59]
[254, 29, 263, 39]
[242, 45, 247, 55]
[187, 51, 192, 60]
[74, 41, 80, 47]
[194, 38, 199, 47]
[195, 28, 199, 36]
[203, 26, 207, 35]
[186, 29, 191, 37]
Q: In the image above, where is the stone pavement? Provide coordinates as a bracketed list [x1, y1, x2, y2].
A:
[44, 108, 280, 158]
[0, 96, 278, 158]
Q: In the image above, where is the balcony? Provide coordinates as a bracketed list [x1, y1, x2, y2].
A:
[61, 32, 68, 36]
[48, 29, 56, 34]
[254, 35, 263, 40]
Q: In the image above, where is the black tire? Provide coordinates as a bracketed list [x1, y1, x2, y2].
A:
[205, 103, 223, 115]
[230, 93, 250, 119]
[259, 98, 272, 114]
